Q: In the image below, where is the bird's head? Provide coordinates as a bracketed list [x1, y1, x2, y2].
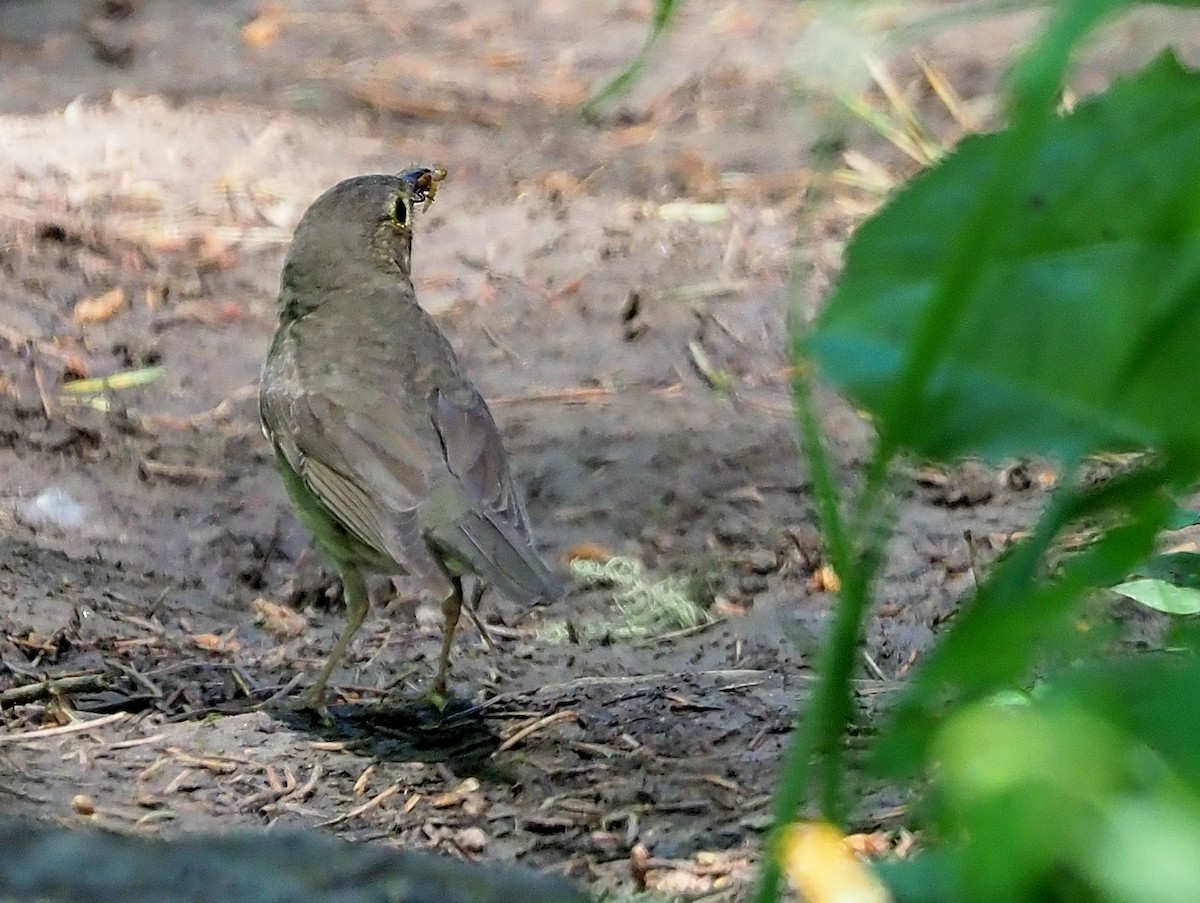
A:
[278, 167, 446, 319]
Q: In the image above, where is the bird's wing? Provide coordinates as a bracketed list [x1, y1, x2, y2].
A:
[262, 324, 558, 602]
[260, 331, 453, 593]
[427, 389, 563, 603]
[431, 388, 530, 533]
[261, 385, 391, 560]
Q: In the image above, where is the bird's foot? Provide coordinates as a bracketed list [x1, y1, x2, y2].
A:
[376, 679, 451, 714]
[278, 688, 337, 726]
[423, 687, 451, 713]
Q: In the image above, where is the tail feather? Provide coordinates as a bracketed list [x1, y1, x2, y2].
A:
[425, 509, 563, 605]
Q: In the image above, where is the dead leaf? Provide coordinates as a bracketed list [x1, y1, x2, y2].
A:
[539, 74, 588, 108]
[429, 778, 482, 809]
[545, 277, 583, 303]
[170, 300, 245, 326]
[712, 597, 748, 617]
[609, 122, 656, 148]
[241, 7, 283, 48]
[566, 543, 614, 563]
[189, 631, 240, 654]
[646, 867, 715, 895]
[197, 235, 238, 271]
[455, 826, 489, 852]
[260, 645, 289, 670]
[630, 843, 650, 890]
[73, 287, 126, 325]
[538, 169, 585, 200]
[844, 832, 894, 858]
[482, 49, 524, 70]
[668, 148, 721, 199]
[810, 564, 841, 593]
[251, 597, 307, 638]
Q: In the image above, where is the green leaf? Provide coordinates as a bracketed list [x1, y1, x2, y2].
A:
[1086, 798, 1200, 903]
[875, 479, 1173, 776]
[805, 52, 1200, 463]
[581, 0, 679, 119]
[1112, 578, 1200, 614]
[874, 853, 959, 903]
[1053, 656, 1200, 792]
[877, 655, 1200, 902]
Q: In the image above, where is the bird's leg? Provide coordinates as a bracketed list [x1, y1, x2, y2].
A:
[431, 577, 465, 699]
[461, 581, 496, 652]
[301, 565, 369, 708]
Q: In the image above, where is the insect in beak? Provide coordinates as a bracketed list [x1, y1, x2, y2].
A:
[398, 165, 448, 212]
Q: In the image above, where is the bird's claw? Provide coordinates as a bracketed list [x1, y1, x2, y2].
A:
[281, 690, 337, 726]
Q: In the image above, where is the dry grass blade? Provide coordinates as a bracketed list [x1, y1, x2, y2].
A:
[832, 150, 897, 194]
[838, 94, 930, 166]
[833, 50, 982, 212]
[0, 712, 129, 743]
[863, 51, 940, 162]
[915, 52, 981, 132]
[321, 782, 402, 827]
[497, 710, 582, 753]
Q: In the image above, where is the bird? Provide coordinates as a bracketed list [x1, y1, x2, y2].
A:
[259, 167, 562, 707]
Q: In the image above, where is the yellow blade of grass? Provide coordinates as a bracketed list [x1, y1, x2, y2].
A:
[834, 149, 897, 195]
[61, 365, 165, 395]
[862, 52, 943, 164]
[915, 52, 981, 132]
[838, 94, 928, 166]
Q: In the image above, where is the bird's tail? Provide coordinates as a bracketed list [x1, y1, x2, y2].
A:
[425, 509, 564, 605]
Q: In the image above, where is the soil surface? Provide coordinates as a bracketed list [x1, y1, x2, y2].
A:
[0, 1, 1195, 898]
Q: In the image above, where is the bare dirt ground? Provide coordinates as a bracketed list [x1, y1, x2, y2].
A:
[0, 1, 1195, 897]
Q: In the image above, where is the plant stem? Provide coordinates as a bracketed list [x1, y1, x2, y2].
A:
[751, 370, 894, 903]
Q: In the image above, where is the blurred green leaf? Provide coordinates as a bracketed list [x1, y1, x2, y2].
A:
[1113, 578, 1200, 614]
[929, 697, 1129, 902]
[581, 0, 679, 118]
[1052, 656, 1200, 792]
[1086, 797, 1200, 903]
[770, 8, 1200, 903]
[900, 657, 1200, 902]
[934, 700, 1128, 813]
[875, 481, 1172, 775]
[902, 674, 1200, 902]
[873, 853, 959, 903]
[805, 53, 1200, 464]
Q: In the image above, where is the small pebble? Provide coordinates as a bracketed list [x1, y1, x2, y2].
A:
[455, 827, 489, 852]
[740, 549, 778, 574]
[71, 794, 96, 816]
[739, 574, 770, 595]
[713, 516, 751, 545]
[22, 487, 86, 530]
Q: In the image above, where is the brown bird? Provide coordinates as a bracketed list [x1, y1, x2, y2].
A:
[259, 167, 562, 706]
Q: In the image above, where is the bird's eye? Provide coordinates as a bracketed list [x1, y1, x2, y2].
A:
[392, 194, 409, 226]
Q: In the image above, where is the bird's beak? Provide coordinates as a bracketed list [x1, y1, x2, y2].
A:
[398, 166, 448, 212]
